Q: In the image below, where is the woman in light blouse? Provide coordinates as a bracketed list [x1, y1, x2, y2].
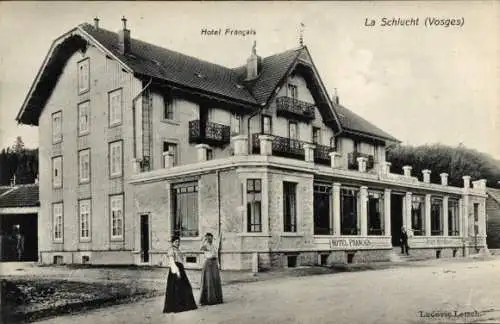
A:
[163, 235, 197, 313]
[199, 232, 223, 305]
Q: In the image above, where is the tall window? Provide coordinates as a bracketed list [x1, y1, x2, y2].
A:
[109, 141, 123, 177]
[53, 203, 63, 242]
[77, 59, 90, 94]
[52, 111, 62, 143]
[206, 149, 214, 161]
[367, 191, 384, 235]
[261, 115, 272, 135]
[172, 182, 199, 237]
[312, 127, 321, 144]
[52, 156, 63, 188]
[163, 142, 178, 167]
[448, 199, 460, 236]
[78, 101, 90, 135]
[288, 122, 298, 140]
[411, 196, 425, 236]
[247, 179, 262, 232]
[313, 184, 332, 235]
[231, 113, 241, 134]
[164, 94, 174, 120]
[79, 199, 91, 241]
[288, 84, 298, 100]
[283, 182, 297, 232]
[473, 203, 479, 235]
[431, 197, 443, 236]
[108, 88, 122, 126]
[341, 189, 359, 235]
[110, 194, 124, 240]
[78, 149, 90, 183]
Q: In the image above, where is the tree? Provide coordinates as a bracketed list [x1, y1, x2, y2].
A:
[387, 144, 500, 189]
[11, 136, 25, 153]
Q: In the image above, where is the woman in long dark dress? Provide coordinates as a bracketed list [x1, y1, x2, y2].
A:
[163, 236, 198, 313]
[199, 233, 223, 305]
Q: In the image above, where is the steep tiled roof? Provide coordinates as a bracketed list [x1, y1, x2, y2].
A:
[335, 104, 399, 142]
[80, 23, 258, 105]
[17, 22, 399, 143]
[0, 184, 39, 208]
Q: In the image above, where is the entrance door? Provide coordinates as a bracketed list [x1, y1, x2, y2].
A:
[140, 215, 150, 263]
[390, 194, 404, 246]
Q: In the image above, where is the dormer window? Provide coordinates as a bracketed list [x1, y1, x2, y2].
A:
[288, 84, 298, 100]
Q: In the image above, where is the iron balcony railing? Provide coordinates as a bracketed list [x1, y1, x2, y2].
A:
[348, 152, 375, 170]
[276, 96, 315, 121]
[189, 120, 231, 146]
[252, 134, 334, 165]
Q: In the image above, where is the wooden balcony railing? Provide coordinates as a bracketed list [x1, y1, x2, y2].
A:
[189, 120, 230, 146]
[276, 96, 315, 121]
[347, 152, 375, 170]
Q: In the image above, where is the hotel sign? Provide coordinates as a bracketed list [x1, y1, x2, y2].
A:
[330, 238, 372, 249]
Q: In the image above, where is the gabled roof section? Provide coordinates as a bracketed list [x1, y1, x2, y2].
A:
[79, 23, 258, 105]
[0, 184, 39, 208]
[335, 104, 400, 143]
[15, 21, 399, 143]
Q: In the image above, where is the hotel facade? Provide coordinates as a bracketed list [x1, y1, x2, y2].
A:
[16, 19, 488, 270]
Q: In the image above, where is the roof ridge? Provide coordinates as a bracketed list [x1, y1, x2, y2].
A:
[81, 22, 241, 74]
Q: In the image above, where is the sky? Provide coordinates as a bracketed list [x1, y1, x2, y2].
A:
[0, 1, 498, 158]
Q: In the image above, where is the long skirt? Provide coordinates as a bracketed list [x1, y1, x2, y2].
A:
[163, 262, 198, 313]
[199, 258, 223, 305]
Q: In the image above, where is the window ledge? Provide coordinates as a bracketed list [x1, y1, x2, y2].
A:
[180, 236, 202, 241]
[237, 233, 271, 237]
[161, 119, 180, 126]
[280, 232, 304, 237]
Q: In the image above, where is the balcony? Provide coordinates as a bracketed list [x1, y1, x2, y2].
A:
[348, 152, 375, 171]
[276, 96, 315, 121]
[189, 120, 230, 146]
[314, 144, 335, 166]
[252, 134, 305, 159]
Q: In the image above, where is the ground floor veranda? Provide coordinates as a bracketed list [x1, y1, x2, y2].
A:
[38, 154, 488, 270]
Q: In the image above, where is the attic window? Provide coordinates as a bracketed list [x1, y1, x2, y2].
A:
[194, 72, 206, 79]
[152, 59, 161, 66]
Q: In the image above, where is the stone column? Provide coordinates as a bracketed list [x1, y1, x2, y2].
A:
[329, 152, 342, 168]
[162, 151, 175, 168]
[440, 173, 448, 186]
[360, 186, 368, 236]
[422, 169, 431, 184]
[443, 196, 449, 236]
[333, 183, 341, 236]
[231, 135, 248, 156]
[259, 135, 274, 156]
[380, 162, 391, 175]
[303, 143, 316, 163]
[405, 192, 413, 231]
[403, 165, 412, 177]
[196, 144, 210, 162]
[384, 189, 392, 236]
[425, 194, 432, 236]
[463, 175, 471, 189]
[357, 157, 367, 173]
[458, 198, 463, 236]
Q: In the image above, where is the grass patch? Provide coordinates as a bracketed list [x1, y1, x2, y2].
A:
[1, 279, 157, 323]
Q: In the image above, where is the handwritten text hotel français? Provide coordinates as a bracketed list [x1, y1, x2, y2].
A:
[364, 17, 465, 28]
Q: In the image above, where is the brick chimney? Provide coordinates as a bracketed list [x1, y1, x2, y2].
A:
[245, 41, 262, 80]
[118, 16, 131, 55]
[94, 17, 100, 30]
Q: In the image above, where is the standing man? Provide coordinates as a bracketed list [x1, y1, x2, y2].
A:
[12, 225, 24, 261]
[400, 226, 409, 256]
